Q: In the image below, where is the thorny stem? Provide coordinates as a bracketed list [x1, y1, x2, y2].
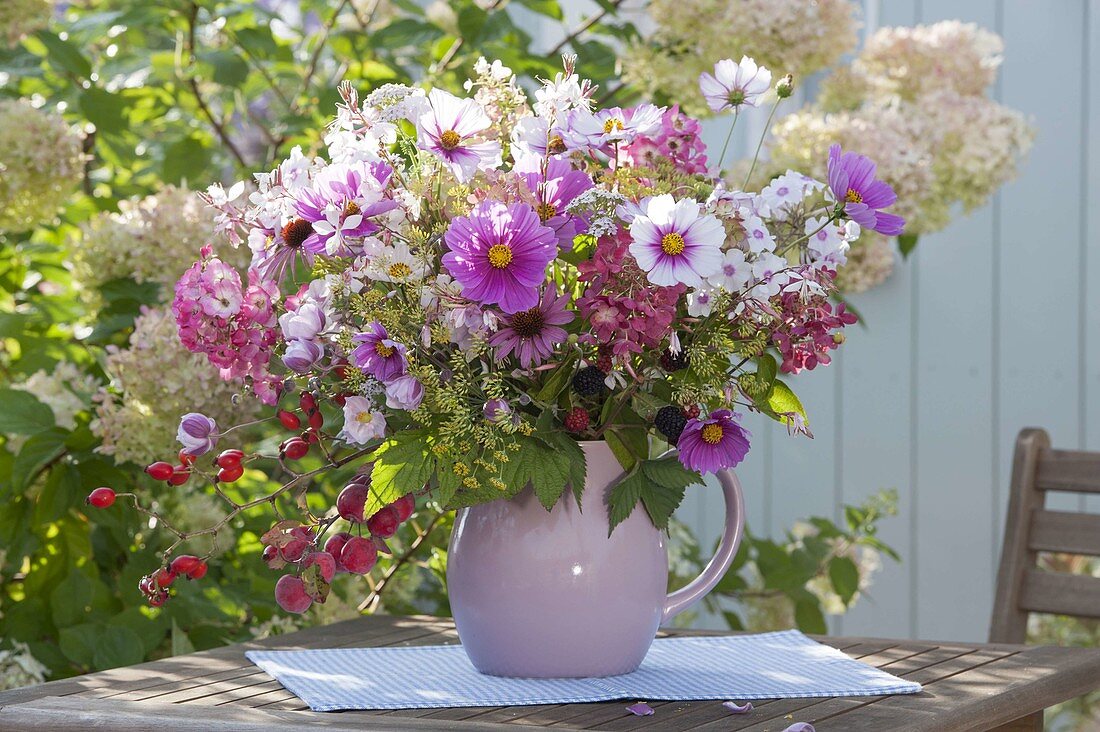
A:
[124, 445, 376, 564]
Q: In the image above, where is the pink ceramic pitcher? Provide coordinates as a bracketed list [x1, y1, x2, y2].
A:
[447, 440, 745, 678]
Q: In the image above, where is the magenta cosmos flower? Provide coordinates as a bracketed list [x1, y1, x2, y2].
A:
[628, 194, 724, 287]
[442, 201, 557, 314]
[677, 409, 751, 473]
[489, 288, 573, 368]
[417, 89, 502, 183]
[827, 144, 905, 236]
[351, 321, 407, 381]
[514, 154, 593, 248]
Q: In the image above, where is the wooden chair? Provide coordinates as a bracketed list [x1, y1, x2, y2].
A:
[990, 428, 1100, 644]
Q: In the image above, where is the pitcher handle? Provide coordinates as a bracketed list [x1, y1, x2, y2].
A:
[662, 468, 745, 624]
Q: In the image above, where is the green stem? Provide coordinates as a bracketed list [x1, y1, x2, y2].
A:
[717, 109, 740, 172]
[743, 97, 782, 189]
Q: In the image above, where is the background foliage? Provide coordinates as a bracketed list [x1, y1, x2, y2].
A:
[0, 0, 892, 687]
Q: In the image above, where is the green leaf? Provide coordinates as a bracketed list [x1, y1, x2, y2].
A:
[59, 623, 99, 667]
[828, 556, 860, 606]
[163, 135, 213, 186]
[201, 49, 249, 86]
[794, 598, 827, 634]
[369, 430, 432, 516]
[12, 428, 68, 491]
[898, 233, 919, 258]
[755, 353, 778, 389]
[516, 0, 564, 19]
[32, 30, 93, 78]
[539, 431, 586, 507]
[51, 569, 93, 629]
[531, 447, 570, 510]
[80, 87, 128, 133]
[767, 381, 807, 423]
[640, 457, 702, 492]
[606, 467, 645, 534]
[171, 619, 195, 657]
[0, 389, 55, 434]
[604, 426, 648, 472]
[93, 624, 145, 669]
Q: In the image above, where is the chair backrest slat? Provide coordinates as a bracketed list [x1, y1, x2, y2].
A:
[990, 428, 1100, 644]
[1029, 510, 1100, 556]
[1034, 449, 1100, 493]
[1018, 568, 1100, 620]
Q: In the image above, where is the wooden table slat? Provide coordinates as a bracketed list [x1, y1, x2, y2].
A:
[1, 615, 1098, 732]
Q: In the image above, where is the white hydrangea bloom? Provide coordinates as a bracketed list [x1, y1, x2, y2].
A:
[0, 99, 83, 232]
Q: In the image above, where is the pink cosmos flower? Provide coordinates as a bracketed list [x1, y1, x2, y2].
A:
[699, 57, 772, 113]
[442, 201, 557, 314]
[562, 104, 665, 152]
[351, 321, 407, 381]
[294, 160, 397, 256]
[628, 194, 724, 287]
[826, 144, 905, 236]
[677, 409, 751, 473]
[622, 105, 709, 176]
[513, 154, 593, 248]
[417, 89, 502, 183]
[489, 288, 573, 368]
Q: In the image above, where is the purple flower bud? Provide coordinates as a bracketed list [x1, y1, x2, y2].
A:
[722, 701, 753, 714]
[279, 302, 326, 341]
[384, 375, 424, 411]
[482, 398, 511, 424]
[625, 702, 654, 716]
[282, 339, 324, 374]
[177, 413, 218, 456]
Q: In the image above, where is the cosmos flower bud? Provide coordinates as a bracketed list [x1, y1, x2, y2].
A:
[776, 74, 795, 99]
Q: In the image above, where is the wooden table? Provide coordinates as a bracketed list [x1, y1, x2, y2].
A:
[1, 615, 1098, 731]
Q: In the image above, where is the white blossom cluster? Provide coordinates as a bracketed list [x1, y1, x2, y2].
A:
[624, 0, 860, 117]
[0, 99, 83, 233]
[73, 185, 248, 298]
[0, 641, 49, 691]
[92, 307, 260, 466]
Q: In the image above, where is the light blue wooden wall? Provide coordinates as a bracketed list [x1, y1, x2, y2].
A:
[679, 0, 1100, 641]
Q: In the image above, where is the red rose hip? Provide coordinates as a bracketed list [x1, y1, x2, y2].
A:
[86, 487, 116, 508]
[145, 461, 175, 481]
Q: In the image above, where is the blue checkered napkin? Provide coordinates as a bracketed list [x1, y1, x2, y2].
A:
[245, 629, 922, 712]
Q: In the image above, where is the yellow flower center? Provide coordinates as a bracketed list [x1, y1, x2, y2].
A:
[661, 232, 686, 256]
[547, 134, 566, 154]
[602, 118, 625, 134]
[439, 130, 462, 150]
[536, 202, 557, 222]
[343, 201, 361, 217]
[487, 244, 513, 269]
[701, 423, 724, 445]
[355, 411, 374, 423]
[845, 188, 862, 204]
[388, 262, 412, 279]
[375, 341, 395, 358]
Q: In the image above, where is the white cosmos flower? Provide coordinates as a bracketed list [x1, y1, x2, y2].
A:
[699, 56, 772, 112]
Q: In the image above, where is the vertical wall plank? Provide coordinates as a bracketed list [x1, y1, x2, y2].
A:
[835, 0, 919, 641]
[910, 0, 999, 642]
[1082, 0, 1099, 516]
[997, 1, 1086, 520]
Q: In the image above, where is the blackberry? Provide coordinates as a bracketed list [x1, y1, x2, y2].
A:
[654, 406, 688, 443]
[660, 348, 689, 372]
[572, 366, 607, 397]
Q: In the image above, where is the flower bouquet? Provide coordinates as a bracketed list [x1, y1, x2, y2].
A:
[94, 54, 902, 675]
